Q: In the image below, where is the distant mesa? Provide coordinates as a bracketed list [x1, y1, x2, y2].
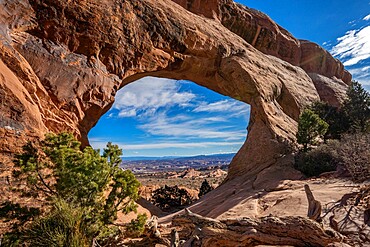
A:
[169, 169, 201, 179]
[121, 153, 236, 162]
[208, 168, 227, 178]
[168, 168, 227, 179]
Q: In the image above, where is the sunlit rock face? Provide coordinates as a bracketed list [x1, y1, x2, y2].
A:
[0, 0, 350, 182]
[172, 0, 351, 82]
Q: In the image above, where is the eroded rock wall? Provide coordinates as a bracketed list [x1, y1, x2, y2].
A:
[0, 0, 348, 184]
[172, 0, 351, 82]
[173, 0, 351, 108]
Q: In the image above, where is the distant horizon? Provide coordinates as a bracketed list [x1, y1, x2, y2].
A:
[120, 152, 236, 158]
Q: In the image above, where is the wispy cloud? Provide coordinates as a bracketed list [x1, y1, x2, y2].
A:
[118, 109, 136, 117]
[138, 112, 247, 141]
[330, 25, 370, 66]
[348, 66, 370, 85]
[328, 15, 370, 86]
[109, 77, 250, 141]
[113, 77, 195, 118]
[193, 100, 249, 114]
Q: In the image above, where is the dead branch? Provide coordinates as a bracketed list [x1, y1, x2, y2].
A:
[172, 209, 343, 247]
[305, 184, 322, 222]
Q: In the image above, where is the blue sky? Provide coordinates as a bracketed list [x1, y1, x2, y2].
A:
[242, 0, 370, 86]
[89, 1, 370, 157]
[89, 78, 250, 157]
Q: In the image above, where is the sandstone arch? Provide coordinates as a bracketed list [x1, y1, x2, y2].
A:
[0, 0, 349, 186]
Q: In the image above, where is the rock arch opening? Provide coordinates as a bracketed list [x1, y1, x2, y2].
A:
[88, 76, 250, 170]
[0, 0, 349, 186]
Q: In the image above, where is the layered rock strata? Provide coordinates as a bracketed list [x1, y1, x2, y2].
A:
[172, 0, 351, 87]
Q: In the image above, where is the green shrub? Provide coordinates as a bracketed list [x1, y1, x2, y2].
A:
[151, 185, 193, 212]
[297, 109, 329, 151]
[310, 102, 349, 139]
[4, 133, 141, 246]
[294, 141, 340, 177]
[23, 200, 89, 247]
[126, 213, 148, 237]
[308, 81, 370, 139]
[198, 179, 213, 198]
[343, 81, 370, 132]
[295, 133, 370, 181]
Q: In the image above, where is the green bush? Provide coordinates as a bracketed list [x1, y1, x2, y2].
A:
[297, 109, 329, 151]
[198, 179, 213, 198]
[310, 102, 349, 139]
[4, 133, 141, 246]
[151, 185, 193, 212]
[343, 81, 370, 132]
[295, 133, 370, 181]
[125, 213, 148, 237]
[294, 141, 340, 177]
[23, 200, 89, 247]
[306, 81, 370, 140]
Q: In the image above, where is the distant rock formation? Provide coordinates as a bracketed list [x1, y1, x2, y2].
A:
[208, 168, 227, 178]
[0, 0, 350, 187]
[169, 168, 202, 179]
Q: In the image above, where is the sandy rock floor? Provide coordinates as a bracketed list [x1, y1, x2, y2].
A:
[159, 177, 360, 222]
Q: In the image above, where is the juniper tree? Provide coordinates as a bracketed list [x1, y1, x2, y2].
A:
[297, 109, 329, 152]
[309, 101, 349, 139]
[343, 81, 370, 132]
[198, 179, 213, 198]
[6, 132, 140, 245]
[151, 185, 193, 212]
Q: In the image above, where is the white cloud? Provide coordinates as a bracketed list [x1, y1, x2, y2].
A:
[138, 112, 247, 141]
[114, 77, 249, 119]
[364, 14, 370, 21]
[348, 66, 370, 85]
[348, 20, 358, 27]
[348, 66, 370, 77]
[330, 26, 370, 66]
[118, 109, 136, 117]
[193, 99, 248, 114]
[109, 76, 250, 141]
[113, 77, 195, 118]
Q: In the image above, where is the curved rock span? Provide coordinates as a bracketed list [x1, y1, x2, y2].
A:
[0, 0, 350, 184]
